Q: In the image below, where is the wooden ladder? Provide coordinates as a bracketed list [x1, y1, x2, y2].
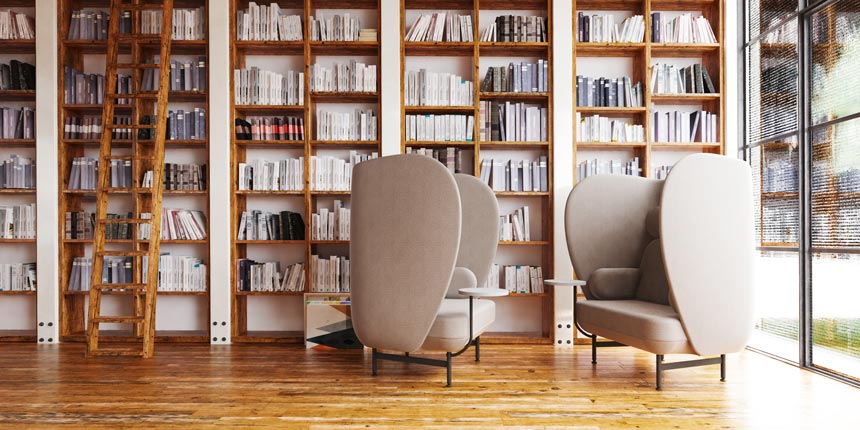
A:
[86, 0, 174, 358]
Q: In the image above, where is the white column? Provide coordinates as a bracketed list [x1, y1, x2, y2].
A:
[35, 0, 59, 344]
[551, 0, 575, 347]
[379, 0, 401, 156]
[208, 0, 231, 343]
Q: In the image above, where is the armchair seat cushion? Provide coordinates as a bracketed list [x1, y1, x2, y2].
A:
[576, 300, 693, 355]
[421, 298, 496, 352]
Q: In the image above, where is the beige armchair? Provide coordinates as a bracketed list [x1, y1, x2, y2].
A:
[564, 153, 755, 389]
[351, 154, 500, 386]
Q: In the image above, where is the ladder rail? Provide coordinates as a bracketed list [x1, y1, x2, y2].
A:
[86, 0, 174, 358]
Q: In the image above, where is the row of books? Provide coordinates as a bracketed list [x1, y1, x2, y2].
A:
[0, 60, 35, 90]
[234, 67, 304, 106]
[652, 110, 719, 143]
[761, 19, 796, 44]
[316, 109, 377, 141]
[311, 201, 349, 241]
[67, 10, 109, 40]
[0, 263, 36, 291]
[65, 212, 136, 240]
[108, 159, 133, 188]
[235, 116, 305, 141]
[141, 109, 207, 141]
[405, 12, 473, 42]
[0, 155, 34, 189]
[238, 158, 304, 191]
[309, 62, 377, 93]
[0, 10, 34, 40]
[67, 257, 94, 291]
[62, 116, 143, 140]
[141, 58, 207, 92]
[654, 165, 673, 180]
[404, 114, 473, 143]
[650, 63, 716, 94]
[236, 259, 305, 292]
[479, 101, 548, 142]
[651, 13, 716, 44]
[405, 147, 468, 174]
[480, 60, 549, 94]
[500, 206, 531, 242]
[310, 152, 378, 191]
[142, 163, 207, 191]
[0, 107, 34, 140]
[309, 14, 363, 42]
[577, 158, 642, 182]
[237, 210, 305, 241]
[576, 76, 643, 108]
[64, 67, 133, 105]
[141, 8, 206, 40]
[310, 254, 349, 293]
[481, 15, 548, 43]
[483, 264, 544, 294]
[0, 204, 35, 239]
[404, 70, 473, 107]
[67, 157, 97, 190]
[576, 14, 645, 43]
[575, 113, 645, 143]
[479, 157, 549, 192]
[236, 2, 302, 41]
[143, 254, 207, 292]
[139, 209, 207, 241]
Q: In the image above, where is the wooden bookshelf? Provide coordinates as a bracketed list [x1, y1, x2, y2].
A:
[0, 0, 37, 342]
[400, 0, 554, 345]
[572, 0, 726, 181]
[229, 0, 381, 343]
[57, 0, 211, 343]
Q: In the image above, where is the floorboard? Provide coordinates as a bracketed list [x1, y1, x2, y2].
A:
[0, 343, 857, 429]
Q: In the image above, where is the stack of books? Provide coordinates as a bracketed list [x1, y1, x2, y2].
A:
[405, 12, 473, 42]
[139, 209, 207, 241]
[0, 263, 36, 291]
[577, 158, 641, 181]
[405, 147, 468, 174]
[0, 155, 34, 189]
[405, 70, 473, 106]
[0, 10, 35, 39]
[481, 60, 549, 93]
[311, 201, 349, 241]
[480, 15, 547, 42]
[499, 206, 530, 242]
[237, 158, 304, 191]
[234, 67, 304, 105]
[310, 152, 378, 191]
[576, 76, 643, 107]
[0, 204, 35, 239]
[479, 156, 548, 192]
[235, 116, 305, 141]
[316, 109, 377, 141]
[405, 114, 473, 142]
[358, 29, 377, 41]
[236, 2, 303, 41]
[310, 61, 377, 93]
[310, 255, 349, 293]
[576, 113, 645, 143]
[237, 210, 305, 241]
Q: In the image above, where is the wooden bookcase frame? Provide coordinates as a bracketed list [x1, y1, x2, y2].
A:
[57, 0, 212, 343]
[400, 0, 555, 345]
[0, 0, 37, 342]
[572, 0, 727, 180]
[229, 0, 381, 343]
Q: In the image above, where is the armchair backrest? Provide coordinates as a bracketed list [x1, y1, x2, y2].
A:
[449, 174, 499, 296]
[565, 175, 664, 299]
[350, 154, 462, 352]
[661, 153, 755, 356]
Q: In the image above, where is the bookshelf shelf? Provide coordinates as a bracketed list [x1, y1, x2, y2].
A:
[651, 43, 720, 57]
[0, 139, 36, 147]
[401, 0, 554, 344]
[575, 106, 648, 115]
[0, 330, 37, 343]
[650, 93, 721, 104]
[652, 141, 722, 150]
[0, 39, 35, 54]
[58, 0, 212, 343]
[650, 0, 717, 11]
[230, 0, 382, 342]
[0, 189, 36, 195]
[0, 90, 36, 102]
[576, 141, 648, 148]
[0, 239, 36, 244]
[574, 0, 642, 10]
[311, 240, 349, 245]
[575, 43, 645, 57]
[0, 290, 36, 296]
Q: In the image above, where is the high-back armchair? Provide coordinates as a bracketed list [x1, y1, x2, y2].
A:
[351, 155, 500, 386]
[565, 153, 755, 389]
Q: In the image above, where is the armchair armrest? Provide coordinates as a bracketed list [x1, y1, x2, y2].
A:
[446, 267, 478, 298]
[587, 268, 640, 300]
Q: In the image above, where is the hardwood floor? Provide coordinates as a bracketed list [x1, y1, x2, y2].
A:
[0, 343, 857, 429]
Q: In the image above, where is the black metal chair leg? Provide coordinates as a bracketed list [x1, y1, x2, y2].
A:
[720, 354, 726, 382]
[446, 352, 453, 387]
[656, 354, 664, 391]
[371, 348, 378, 376]
[591, 335, 597, 364]
[474, 336, 481, 362]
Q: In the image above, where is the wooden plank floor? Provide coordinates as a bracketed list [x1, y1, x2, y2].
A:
[0, 343, 858, 429]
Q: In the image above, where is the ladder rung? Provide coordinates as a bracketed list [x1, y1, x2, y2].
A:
[93, 283, 148, 290]
[98, 250, 148, 257]
[92, 316, 145, 324]
[89, 349, 145, 357]
[97, 218, 152, 224]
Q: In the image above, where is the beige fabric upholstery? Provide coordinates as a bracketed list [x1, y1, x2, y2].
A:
[567, 154, 755, 357]
[587, 268, 639, 300]
[566, 175, 663, 299]
[661, 154, 756, 356]
[422, 299, 496, 351]
[351, 154, 461, 353]
[576, 300, 693, 354]
[446, 267, 478, 298]
[451, 174, 500, 294]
